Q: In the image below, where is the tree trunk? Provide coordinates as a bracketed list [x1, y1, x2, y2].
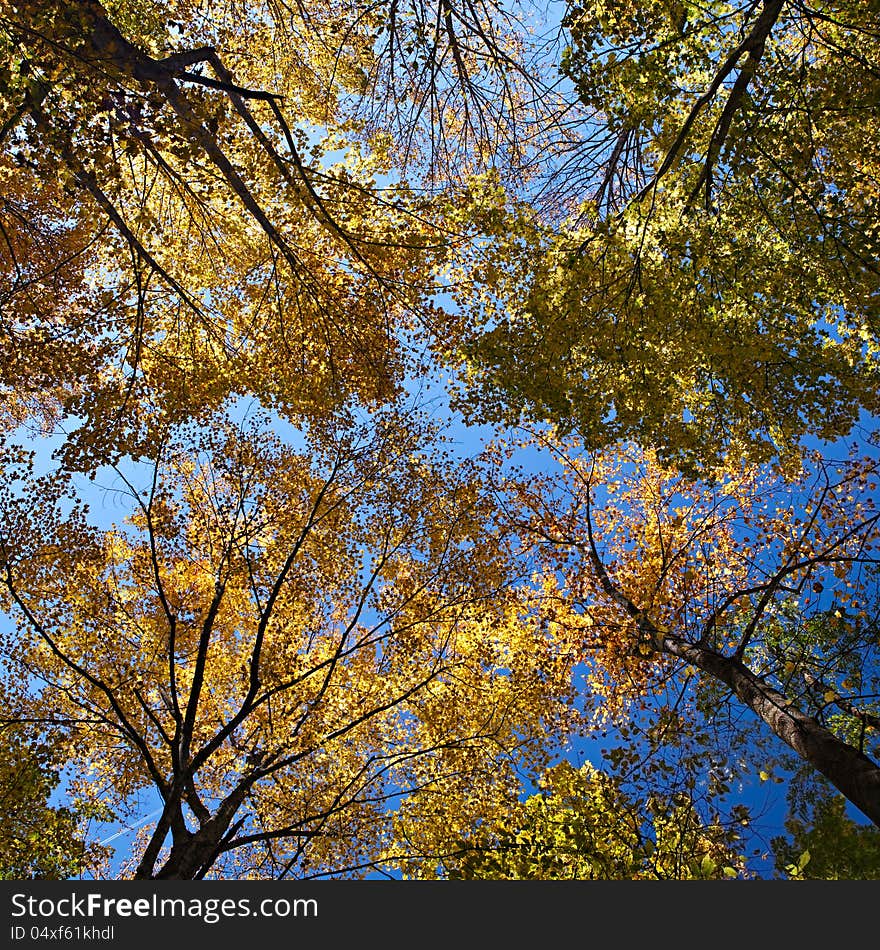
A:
[144, 822, 226, 880]
[658, 631, 880, 827]
[132, 804, 236, 880]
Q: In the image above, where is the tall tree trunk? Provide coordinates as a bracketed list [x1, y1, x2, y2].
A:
[134, 821, 226, 880]
[658, 631, 880, 827]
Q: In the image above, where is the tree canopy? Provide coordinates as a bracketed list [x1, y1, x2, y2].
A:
[399, 759, 746, 879]
[0, 0, 878, 879]
[450, 0, 880, 469]
[0, 722, 108, 878]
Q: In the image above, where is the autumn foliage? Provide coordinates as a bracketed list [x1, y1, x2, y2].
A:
[0, 0, 878, 878]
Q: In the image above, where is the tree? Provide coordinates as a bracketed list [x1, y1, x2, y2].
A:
[299, 0, 565, 183]
[397, 759, 746, 879]
[0, 405, 576, 878]
[0, 724, 108, 878]
[0, 0, 452, 462]
[0, 1, 570, 467]
[0, 0, 582, 881]
[502, 436, 880, 826]
[446, 1, 880, 469]
[772, 783, 880, 879]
